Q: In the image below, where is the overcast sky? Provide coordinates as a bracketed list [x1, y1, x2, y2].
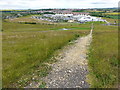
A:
[0, 0, 119, 9]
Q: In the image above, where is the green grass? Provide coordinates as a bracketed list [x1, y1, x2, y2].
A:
[0, 17, 2, 89]
[102, 18, 118, 24]
[105, 15, 118, 19]
[39, 81, 46, 88]
[90, 12, 119, 19]
[3, 15, 118, 88]
[51, 27, 90, 31]
[88, 23, 118, 88]
[2, 20, 89, 88]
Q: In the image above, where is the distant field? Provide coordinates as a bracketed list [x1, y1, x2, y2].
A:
[89, 11, 104, 13]
[90, 12, 119, 19]
[4, 16, 51, 23]
[102, 18, 118, 23]
[103, 13, 120, 15]
[3, 21, 91, 32]
[102, 14, 118, 19]
[2, 19, 90, 88]
[88, 23, 118, 88]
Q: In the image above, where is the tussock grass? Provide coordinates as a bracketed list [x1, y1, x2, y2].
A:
[88, 23, 118, 88]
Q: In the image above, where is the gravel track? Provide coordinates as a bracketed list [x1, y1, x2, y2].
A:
[42, 28, 93, 88]
[25, 25, 93, 88]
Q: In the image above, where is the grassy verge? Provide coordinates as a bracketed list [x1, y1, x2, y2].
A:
[88, 24, 118, 88]
[3, 21, 89, 88]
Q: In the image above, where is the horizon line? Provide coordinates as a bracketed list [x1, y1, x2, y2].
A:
[0, 7, 118, 10]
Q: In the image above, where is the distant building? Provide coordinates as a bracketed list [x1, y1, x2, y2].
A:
[68, 20, 74, 23]
[32, 12, 106, 23]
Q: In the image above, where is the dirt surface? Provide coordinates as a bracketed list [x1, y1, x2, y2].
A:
[41, 29, 93, 88]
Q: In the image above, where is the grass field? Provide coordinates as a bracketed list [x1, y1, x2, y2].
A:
[103, 13, 120, 15]
[4, 15, 51, 24]
[2, 21, 91, 32]
[2, 19, 90, 88]
[102, 18, 118, 24]
[102, 13, 119, 19]
[2, 15, 118, 88]
[87, 23, 118, 88]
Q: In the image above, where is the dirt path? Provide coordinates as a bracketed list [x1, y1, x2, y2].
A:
[41, 27, 93, 88]
[25, 24, 93, 88]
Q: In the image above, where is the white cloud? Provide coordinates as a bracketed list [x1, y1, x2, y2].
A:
[0, 0, 119, 9]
